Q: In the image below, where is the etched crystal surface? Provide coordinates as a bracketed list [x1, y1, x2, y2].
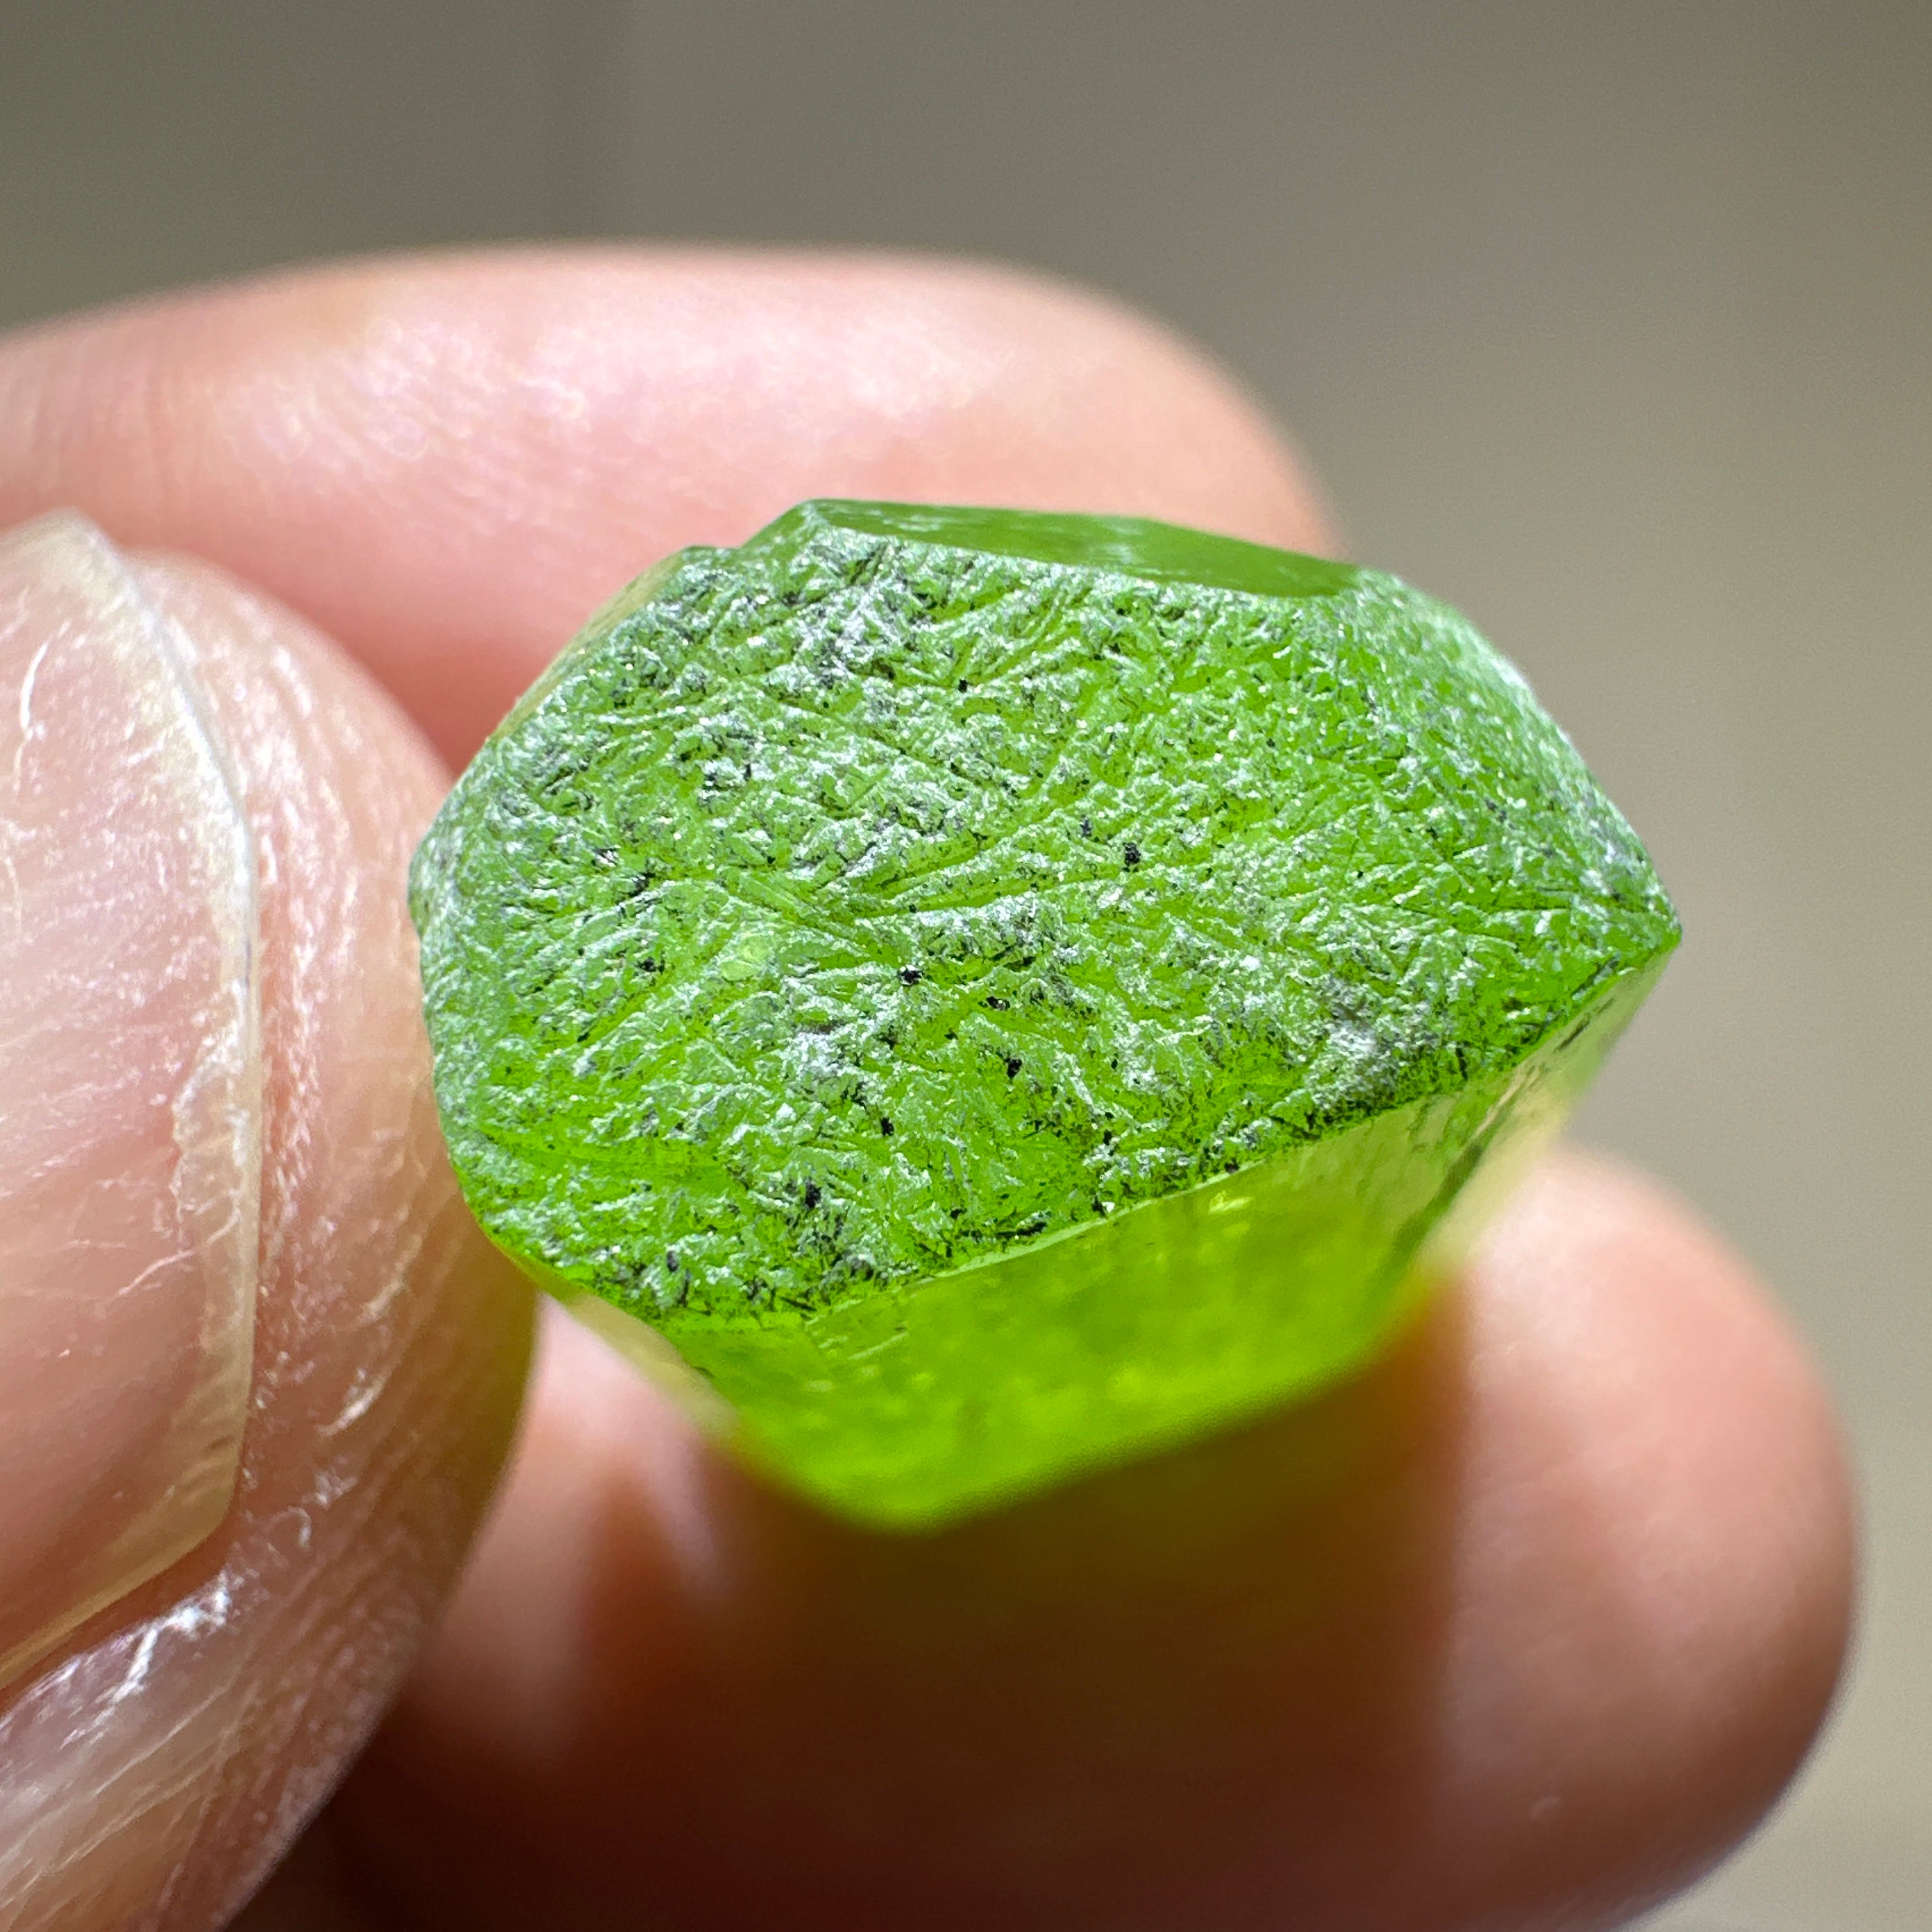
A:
[412, 502, 1678, 1524]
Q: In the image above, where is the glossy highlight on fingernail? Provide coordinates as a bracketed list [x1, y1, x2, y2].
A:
[0, 514, 261, 1689]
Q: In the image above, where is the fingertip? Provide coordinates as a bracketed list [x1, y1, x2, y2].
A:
[0, 247, 1332, 763]
[0, 514, 259, 1694]
[0, 541, 535, 1931]
[332, 1151, 1854, 1932]
[1438, 1150, 1855, 1917]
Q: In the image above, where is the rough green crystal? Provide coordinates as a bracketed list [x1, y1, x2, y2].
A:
[411, 502, 1678, 1526]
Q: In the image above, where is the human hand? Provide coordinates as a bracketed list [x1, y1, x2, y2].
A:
[0, 252, 1854, 1931]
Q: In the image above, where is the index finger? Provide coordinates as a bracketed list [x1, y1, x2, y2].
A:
[0, 249, 1328, 765]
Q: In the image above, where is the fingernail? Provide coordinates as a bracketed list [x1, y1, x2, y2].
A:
[0, 513, 260, 1690]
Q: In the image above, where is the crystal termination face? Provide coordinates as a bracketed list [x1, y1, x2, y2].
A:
[412, 502, 1679, 1526]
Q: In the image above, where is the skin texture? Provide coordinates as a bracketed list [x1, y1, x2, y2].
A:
[0, 547, 532, 1931]
[0, 251, 1855, 1931]
[0, 516, 259, 1694]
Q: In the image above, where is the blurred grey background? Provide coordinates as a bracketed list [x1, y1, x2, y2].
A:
[3, 2, 1924, 1924]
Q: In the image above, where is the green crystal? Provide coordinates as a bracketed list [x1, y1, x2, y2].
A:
[411, 502, 1678, 1526]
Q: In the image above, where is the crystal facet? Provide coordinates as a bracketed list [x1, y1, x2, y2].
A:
[412, 502, 1678, 1526]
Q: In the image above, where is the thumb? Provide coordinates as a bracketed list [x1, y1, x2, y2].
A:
[0, 516, 532, 1929]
